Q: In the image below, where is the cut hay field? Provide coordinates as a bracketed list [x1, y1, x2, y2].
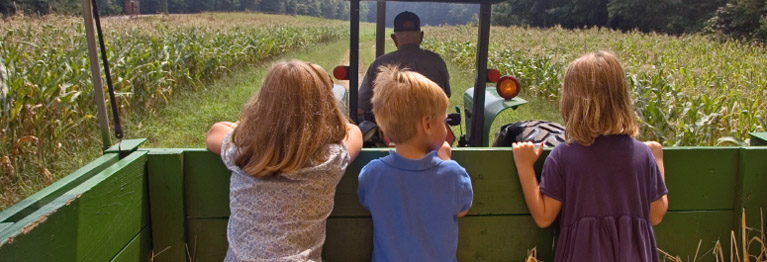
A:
[0, 13, 346, 208]
[423, 25, 767, 147]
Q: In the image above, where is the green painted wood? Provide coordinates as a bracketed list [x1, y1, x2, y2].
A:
[0, 222, 11, 232]
[664, 148, 740, 211]
[104, 138, 147, 154]
[174, 147, 762, 261]
[187, 218, 228, 262]
[453, 149, 548, 215]
[182, 216, 555, 262]
[750, 132, 767, 146]
[186, 147, 745, 218]
[0, 153, 119, 223]
[323, 218, 373, 261]
[331, 149, 388, 217]
[0, 151, 150, 261]
[324, 216, 556, 261]
[457, 216, 556, 262]
[147, 149, 187, 262]
[110, 226, 153, 262]
[184, 150, 230, 218]
[739, 148, 767, 231]
[333, 148, 740, 217]
[333, 148, 549, 217]
[654, 211, 734, 260]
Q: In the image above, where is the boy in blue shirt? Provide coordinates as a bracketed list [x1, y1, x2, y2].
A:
[357, 65, 473, 261]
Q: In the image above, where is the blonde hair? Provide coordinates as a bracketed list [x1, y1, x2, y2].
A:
[232, 60, 347, 178]
[372, 65, 448, 143]
[560, 51, 639, 146]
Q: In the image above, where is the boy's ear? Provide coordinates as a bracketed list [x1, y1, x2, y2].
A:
[421, 115, 433, 135]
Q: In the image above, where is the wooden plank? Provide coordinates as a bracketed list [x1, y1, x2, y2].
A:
[184, 215, 555, 262]
[324, 217, 373, 261]
[184, 150, 230, 218]
[333, 148, 541, 217]
[187, 218, 228, 262]
[298, 147, 743, 218]
[323, 212, 730, 262]
[324, 216, 556, 261]
[664, 148, 739, 211]
[0, 222, 12, 233]
[739, 148, 767, 232]
[110, 226, 153, 262]
[458, 215, 556, 262]
[453, 149, 548, 216]
[147, 149, 187, 262]
[104, 138, 147, 154]
[0, 151, 150, 261]
[331, 149, 388, 217]
[654, 210, 734, 260]
[0, 153, 120, 223]
[177, 147, 751, 260]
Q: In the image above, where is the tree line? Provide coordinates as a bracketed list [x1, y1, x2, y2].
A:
[491, 0, 767, 41]
[1, 0, 766, 42]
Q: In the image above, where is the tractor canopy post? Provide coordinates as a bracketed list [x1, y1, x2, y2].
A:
[468, 3, 491, 147]
[376, 1, 386, 58]
[81, 0, 111, 150]
[349, 0, 360, 123]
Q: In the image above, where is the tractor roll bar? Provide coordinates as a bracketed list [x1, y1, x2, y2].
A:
[469, 3, 491, 147]
[347, 0, 494, 146]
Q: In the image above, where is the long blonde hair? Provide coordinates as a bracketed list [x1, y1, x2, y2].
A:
[560, 51, 639, 146]
[232, 60, 347, 178]
[372, 65, 448, 143]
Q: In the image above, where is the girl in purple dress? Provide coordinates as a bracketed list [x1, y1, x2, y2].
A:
[512, 51, 669, 262]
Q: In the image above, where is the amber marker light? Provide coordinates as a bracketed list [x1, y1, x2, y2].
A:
[333, 66, 349, 80]
[496, 75, 520, 100]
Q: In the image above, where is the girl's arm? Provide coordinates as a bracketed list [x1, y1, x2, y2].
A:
[645, 141, 668, 225]
[206, 121, 236, 155]
[513, 142, 562, 228]
[344, 123, 363, 162]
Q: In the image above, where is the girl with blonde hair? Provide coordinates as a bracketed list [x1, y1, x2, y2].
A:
[512, 51, 668, 261]
[206, 60, 362, 261]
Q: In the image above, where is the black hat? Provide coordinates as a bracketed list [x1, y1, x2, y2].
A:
[393, 11, 421, 32]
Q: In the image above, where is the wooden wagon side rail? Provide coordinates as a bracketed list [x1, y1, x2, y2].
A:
[0, 139, 765, 261]
[0, 149, 151, 261]
[171, 146, 766, 261]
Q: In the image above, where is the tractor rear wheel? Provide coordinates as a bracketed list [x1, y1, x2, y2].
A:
[493, 120, 566, 147]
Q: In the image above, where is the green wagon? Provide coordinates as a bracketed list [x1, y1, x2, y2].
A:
[1, 0, 766, 261]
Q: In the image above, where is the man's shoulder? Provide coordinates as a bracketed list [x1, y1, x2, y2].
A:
[419, 48, 443, 58]
[380, 46, 444, 59]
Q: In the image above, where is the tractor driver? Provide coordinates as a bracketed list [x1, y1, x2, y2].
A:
[357, 11, 451, 119]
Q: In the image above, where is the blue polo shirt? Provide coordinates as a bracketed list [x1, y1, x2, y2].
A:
[358, 150, 473, 262]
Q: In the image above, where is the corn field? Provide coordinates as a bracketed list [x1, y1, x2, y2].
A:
[423, 25, 767, 146]
[0, 13, 345, 208]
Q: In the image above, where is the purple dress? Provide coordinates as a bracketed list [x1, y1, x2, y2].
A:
[540, 135, 667, 262]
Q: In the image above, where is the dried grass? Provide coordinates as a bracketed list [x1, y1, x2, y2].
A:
[659, 208, 767, 262]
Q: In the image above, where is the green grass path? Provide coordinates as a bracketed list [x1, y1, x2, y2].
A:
[128, 28, 377, 148]
[127, 26, 561, 148]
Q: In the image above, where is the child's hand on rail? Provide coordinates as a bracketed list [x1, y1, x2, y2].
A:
[512, 141, 544, 168]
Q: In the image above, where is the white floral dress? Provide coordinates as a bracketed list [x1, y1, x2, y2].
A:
[221, 131, 350, 262]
